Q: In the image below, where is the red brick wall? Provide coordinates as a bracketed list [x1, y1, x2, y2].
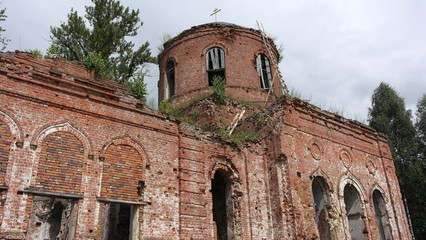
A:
[0, 120, 11, 185]
[101, 144, 144, 201]
[158, 23, 284, 105]
[34, 131, 84, 195]
[0, 49, 412, 239]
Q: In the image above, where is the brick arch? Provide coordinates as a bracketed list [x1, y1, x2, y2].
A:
[0, 110, 24, 143]
[338, 172, 366, 200]
[208, 157, 240, 183]
[99, 136, 149, 165]
[202, 43, 229, 56]
[100, 136, 146, 202]
[338, 172, 372, 239]
[29, 122, 91, 195]
[165, 56, 178, 66]
[0, 110, 23, 187]
[310, 168, 333, 192]
[30, 121, 93, 156]
[209, 157, 243, 239]
[370, 184, 388, 202]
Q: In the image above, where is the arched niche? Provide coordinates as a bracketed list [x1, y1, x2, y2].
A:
[312, 176, 334, 240]
[165, 60, 176, 99]
[343, 184, 367, 240]
[372, 189, 392, 240]
[339, 173, 370, 240]
[209, 159, 242, 240]
[0, 110, 23, 186]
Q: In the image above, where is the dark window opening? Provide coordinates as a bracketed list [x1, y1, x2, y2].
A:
[206, 47, 225, 86]
[27, 196, 77, 240]
[373, 190, 391, 240]
[165, 61, 175, 98]
[212, 170, 233, 240]
[344, 184, 366, 240]
[312, 177, 332, 240]
[102, 203, 137, 240]
[256, 54, 272, 90]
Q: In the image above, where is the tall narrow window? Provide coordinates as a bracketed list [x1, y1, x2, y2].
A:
[344, 184, 366, 240]
[373, 190, 391, 240]
[165, 61, 175, 99]
[212, 170, 233, 240]
[206, 47, 225, 86]
[256, 54, 272, 89]
[312, 177, 333, 240]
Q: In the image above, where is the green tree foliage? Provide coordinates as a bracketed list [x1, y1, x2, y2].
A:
[416, 94, 426, 152]
[127, 71, 148, 103]
[368, 82, 426, 238]
[26, 49, 44, 58]
[50, 0, 156, 102]
[0, 6, 9, 50]
[369, 82, 418, 163]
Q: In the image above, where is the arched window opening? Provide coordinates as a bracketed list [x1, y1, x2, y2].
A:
[256, 54, 272, 90]
[373, 190, 392, 240]
[165, 61, 175, 99]
[206, 47, 225, 86]
[344, 184, 366, 240]
[212, 170, 233, 240]
[312, 177, 333, 240]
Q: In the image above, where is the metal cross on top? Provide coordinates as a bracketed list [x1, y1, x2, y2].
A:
[210, 8, 221, 22]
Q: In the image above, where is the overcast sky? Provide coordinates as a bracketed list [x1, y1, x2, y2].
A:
[3, 0, 426, 122]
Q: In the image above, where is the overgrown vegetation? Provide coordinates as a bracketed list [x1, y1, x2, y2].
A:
[158, 99, 180, 117]
[220, 129, 259, 148]
[211, 75, 227, 105]
[159, 94, 261, 148]
[49, 0, 156, 102]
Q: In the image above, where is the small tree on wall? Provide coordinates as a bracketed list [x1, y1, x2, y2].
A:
[212, 75, 227, 105]
[49, 0, 156, 102]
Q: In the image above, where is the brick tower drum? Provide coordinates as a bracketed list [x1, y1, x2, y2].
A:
[158, 22, 284, 105]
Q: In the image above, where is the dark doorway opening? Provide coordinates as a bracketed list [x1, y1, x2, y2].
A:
[212, 170, 232, 240]
[102, 203, 136, 240]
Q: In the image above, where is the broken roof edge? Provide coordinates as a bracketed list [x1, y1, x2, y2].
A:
[0, 51, 163, 114]
[0, 50, 142, 97]
[160, 22, 278, 57]
[276, 95, 389, 141]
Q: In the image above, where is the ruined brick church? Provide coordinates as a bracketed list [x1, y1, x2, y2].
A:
[0, 23, 412, 239]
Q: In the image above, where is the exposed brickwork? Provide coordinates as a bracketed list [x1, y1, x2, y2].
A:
[0, 22, 413, 240]
[33, 131, 84, 195]
[101, 144, 144, 201]
[0, 120, 11, 185]
[158, 23, 284, 105]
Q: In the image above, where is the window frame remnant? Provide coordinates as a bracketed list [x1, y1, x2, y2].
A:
[256, 53, 272, 90]
[311, 177, 334, 240]
[372, 190, 392, 240]
[165, 61, 175, 99]
[26, 195, 78, 240]
[343, 184, 367, 240]
[206, 47, 225, 86]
